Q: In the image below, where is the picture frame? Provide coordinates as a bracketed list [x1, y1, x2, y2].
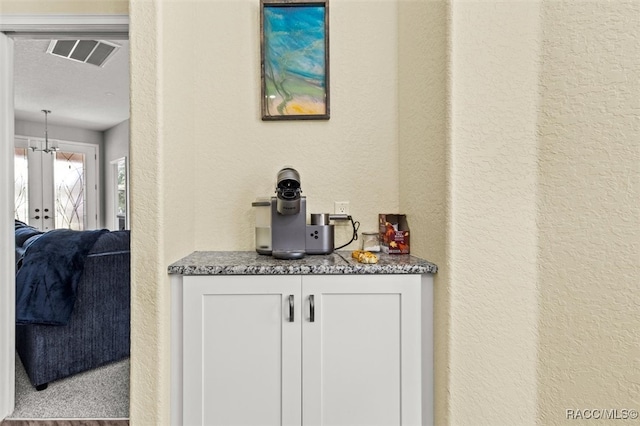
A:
[261, 0, 330, 120]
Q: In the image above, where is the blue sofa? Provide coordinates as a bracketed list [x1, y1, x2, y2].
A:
[15, 229, 130, 390]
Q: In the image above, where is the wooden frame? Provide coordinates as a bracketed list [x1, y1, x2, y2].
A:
[261, 0, 330, 120]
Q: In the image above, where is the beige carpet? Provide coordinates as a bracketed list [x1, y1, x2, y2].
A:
[9, 353, 129, 419]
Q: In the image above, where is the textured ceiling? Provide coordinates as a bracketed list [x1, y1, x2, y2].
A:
[13, 39, 129, 132]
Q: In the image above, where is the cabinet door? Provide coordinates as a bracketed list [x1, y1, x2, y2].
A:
[183, 275, 302, 426]
[302, 275, 422, 426]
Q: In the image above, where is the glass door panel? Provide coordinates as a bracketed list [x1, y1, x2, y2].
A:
[14, 147, 29, 223]
[54, 151, 86, 230]
[14, 137, 98, 230]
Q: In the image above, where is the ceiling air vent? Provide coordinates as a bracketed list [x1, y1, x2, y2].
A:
[47, 40, 120, 67]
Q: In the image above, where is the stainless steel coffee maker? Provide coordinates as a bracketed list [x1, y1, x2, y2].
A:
[252, 167, 355, 259]
[271, 167, 307, 259]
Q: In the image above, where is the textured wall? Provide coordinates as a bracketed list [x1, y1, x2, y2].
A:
[190, 0, 400, 251]
[537, 1, 640, 424]
[398, 0, 449, 423]
[129, 0, 199, 423]
[448, 1, 540, 424]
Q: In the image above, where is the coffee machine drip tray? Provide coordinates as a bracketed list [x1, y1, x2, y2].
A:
[272, 250, 306, 260]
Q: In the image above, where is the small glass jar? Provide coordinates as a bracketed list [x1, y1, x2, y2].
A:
[361, 231, 380, 252]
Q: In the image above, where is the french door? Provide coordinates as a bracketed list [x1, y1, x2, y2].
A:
[14, 136, 98, 230]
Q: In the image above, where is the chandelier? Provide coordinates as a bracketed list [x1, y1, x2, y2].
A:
[30, 109, 58, 154]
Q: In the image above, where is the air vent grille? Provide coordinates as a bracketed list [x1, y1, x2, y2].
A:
[47, 40, 119, 67]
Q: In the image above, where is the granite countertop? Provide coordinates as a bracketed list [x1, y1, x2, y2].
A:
[168, 251, 437, 275]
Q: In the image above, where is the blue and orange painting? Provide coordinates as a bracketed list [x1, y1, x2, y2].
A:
[263, 5, 327, 117]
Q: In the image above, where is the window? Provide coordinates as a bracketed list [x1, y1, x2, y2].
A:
[112, 157, 128, 230]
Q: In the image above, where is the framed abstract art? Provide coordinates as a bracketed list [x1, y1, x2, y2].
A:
[261, 0, 330, 120]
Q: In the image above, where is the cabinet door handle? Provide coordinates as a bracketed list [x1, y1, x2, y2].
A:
[288, 295, 294, 322]
[309, 295, 315, 322]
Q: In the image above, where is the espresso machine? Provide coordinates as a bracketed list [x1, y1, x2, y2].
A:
[252, 167, 354, 260]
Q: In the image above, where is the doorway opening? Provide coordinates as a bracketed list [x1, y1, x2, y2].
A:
[0, 15, 130, 421]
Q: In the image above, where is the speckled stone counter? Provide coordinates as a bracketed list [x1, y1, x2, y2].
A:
[168, 251, 437, 275]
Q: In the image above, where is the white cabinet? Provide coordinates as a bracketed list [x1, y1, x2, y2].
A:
[174, 273, 433, 426]
[182, 275, 302, 426]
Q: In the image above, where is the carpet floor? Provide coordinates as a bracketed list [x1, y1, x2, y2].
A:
[9, 353, 129, 419]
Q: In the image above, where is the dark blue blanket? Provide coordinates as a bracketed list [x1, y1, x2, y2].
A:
[15, 220, 43, 270]
[15, 221, 107, 325]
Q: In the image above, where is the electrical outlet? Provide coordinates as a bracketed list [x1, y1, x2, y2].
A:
[334, 201, 350, 215]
